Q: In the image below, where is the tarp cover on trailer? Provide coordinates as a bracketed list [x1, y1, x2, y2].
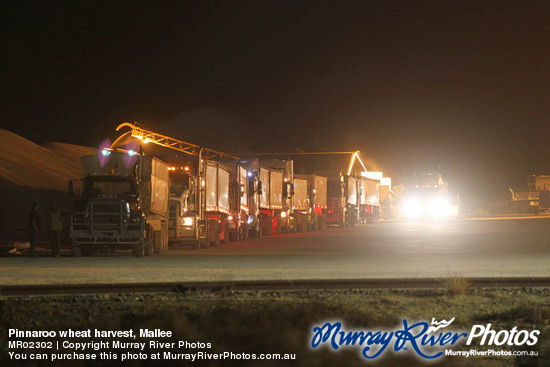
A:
[270, 170, 283, 209]
[148, 158, 169, 215]
[205, 164, 218, 211]
[347, 176, 358, 205]
[81, 151, 138, 177]
[218, 167, 230, 212]
[205, 162, 230, 213]
[360, 177, 380, 206]
[314, 175, 327, 208]
[260, 168, 270, 209]
[294, 178, 308, 210]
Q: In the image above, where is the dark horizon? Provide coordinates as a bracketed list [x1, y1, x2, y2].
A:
[2, 0, 550, 201]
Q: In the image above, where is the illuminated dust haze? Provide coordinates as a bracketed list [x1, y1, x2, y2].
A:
[2, 0, 550, 205]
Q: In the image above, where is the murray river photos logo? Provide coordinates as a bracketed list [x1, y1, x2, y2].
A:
[310, 318, 540, 360]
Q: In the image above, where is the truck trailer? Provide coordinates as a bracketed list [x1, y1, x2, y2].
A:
[69, 149, 170, 257]
[358, 176, 381, 223]
[258, 159, 295, 235]
[524, 175, 550, 214]
[294, 174, 328, 231]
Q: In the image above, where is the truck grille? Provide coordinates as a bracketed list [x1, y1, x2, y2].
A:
[90, 201, 124, 231]
[92, 203, 122, 214]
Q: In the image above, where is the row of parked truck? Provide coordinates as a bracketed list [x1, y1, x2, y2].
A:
[67, 126, 386, 256]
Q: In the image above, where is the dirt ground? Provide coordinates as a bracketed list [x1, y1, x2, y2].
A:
[1, 288, 549, 366]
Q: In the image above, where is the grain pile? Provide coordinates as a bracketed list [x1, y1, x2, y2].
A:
[0, 130, 95, 232]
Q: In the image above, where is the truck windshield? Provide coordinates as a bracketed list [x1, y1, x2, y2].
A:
[170, 173, 190, 195]
[413, 172, 441, 187]
[84, 177, 137, 197]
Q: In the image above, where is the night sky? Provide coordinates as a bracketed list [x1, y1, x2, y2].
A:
[2, 0, 550, 202]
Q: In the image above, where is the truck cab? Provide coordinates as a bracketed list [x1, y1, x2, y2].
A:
[167, 165, 205, 248]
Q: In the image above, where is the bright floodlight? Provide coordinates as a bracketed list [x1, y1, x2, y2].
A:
[127, 149, 137, 156]
[182, 217, 194, 226]
[101, 149, 111, 156]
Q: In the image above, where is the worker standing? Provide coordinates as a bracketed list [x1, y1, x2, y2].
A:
[47, 202, 63, 257]
[28, 202, 40, 257]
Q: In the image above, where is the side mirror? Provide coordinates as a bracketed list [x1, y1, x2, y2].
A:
[68, 180, 82, 196]
[68, 180, 74, 196]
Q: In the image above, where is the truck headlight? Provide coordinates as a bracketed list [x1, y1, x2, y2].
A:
[428, 197, 448, 217]
[403, 199, 421, 217]
[280, 211, 288, 218]
[182, 217, 195, 226]
[130, 214, 142, 224]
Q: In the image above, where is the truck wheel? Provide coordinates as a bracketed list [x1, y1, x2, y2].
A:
[134, 241, 144, 257]
[221, 226, 230, 244]
[200, 238, 209, 249]
[144, 241, 152, 256]
[71, 243, 81, 257]
[191, 240, 200, 250]
[250, 224, 261, 238]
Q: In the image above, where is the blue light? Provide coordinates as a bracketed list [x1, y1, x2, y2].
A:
[247, 172, 253, 177]
[101, 149, 111, 156]
[128, 149, 137, 156]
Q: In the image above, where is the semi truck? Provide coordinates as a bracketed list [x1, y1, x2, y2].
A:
[167, 159, 231, 249]
[402, 171, 449, 219]
[69, 149, 170, 257]
[327, 174, 381, 226]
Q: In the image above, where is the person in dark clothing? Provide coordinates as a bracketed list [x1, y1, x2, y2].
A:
[47, 202, 63, 257]
[28, 202, 40, 257]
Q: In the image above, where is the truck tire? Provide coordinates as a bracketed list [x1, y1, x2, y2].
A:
[210, 235, 220, 246]
[191, 240, 200, 250]
[250, 223, 262, 238]
[144, 240, 152, 256]
[153, 231, 163, 254]
[71, 243, 81, 257]
[200, 239, 210, 249]
[221, 226, 230, 244]
[134, 241, 144, 257]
